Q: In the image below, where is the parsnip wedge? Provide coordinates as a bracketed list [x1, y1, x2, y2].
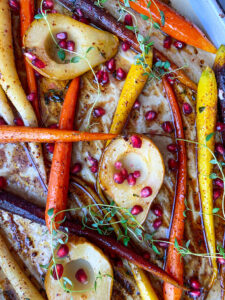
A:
[0, 86, 14, 125]
[24, 14, 119, 80]
[98, 135, 165, 224]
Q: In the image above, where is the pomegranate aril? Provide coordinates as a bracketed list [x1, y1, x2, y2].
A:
[32, 58, 46, 69]
[0, 177, 7, 189]
[130, 135, 142, 148]
[213, 188, 221, 200]
[79, 17, 89, 24]
[27, 92, 36, 102]
[90, 164, 98, 173]
[14, 118, 24, 126]
[116, 68, 127, 80]
[75, 269, 88, 284]
[141, 186, 152, 198]
[46, 143, 54, 154]
[56, 32, 67, 40]
[133, 100, 140, 109]
[106, 58, 116, 72]
[189, 290, 201, 298]
[93, 107, 106, 117]
[145, 110, 157, 121]
[122, 41, 131, 51]
[42, 0, 54, 10]
[162, 121, 173, 133]
[218, 256, 225, 264]
[101, 71, 109, 85]
[114, 161, 122, 169]
[151, 204, 163, 217]
[167, 143, 178, 153]
[95, 70, 103, 83]
[114, 173, 124, 184]
[168, 158, 178, 171]
[127, 173, 136, 186]
[143, 252, 150, 260]
[58, 40, 67, 49]
[24, 52, 36, 61]
[124, 14, 133, 26]
[9, 0, 19, 11]
[57, 245, 69, 258]
[157, 239, 169, 248]
[0, 117, 6, 125]
[67, 40, 75, 51]
[190, 278, 201, 290]
[121, 168, 128, 179]
[163, 36, 172, 49]
[182, 102, 192, 115]
[166, 74, 175, 85]
[214, 178, 224, 188]
[174, 40, 186, 49]
[133, 170, 141, 178]
[76, 8, 83, 17]
[52, 264, 64, 280]
[153, 218, 162, 230]
[88, 156, 98, 173]
[215, 143, 225, 155]
[216, 122, 225, 132]
[71, 163, 82, 174]
[131, 205, 143, 215]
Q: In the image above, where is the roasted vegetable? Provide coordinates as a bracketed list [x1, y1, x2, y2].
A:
[0, 87, 14, 125]
[196, 66, 218, 288]
[24, 13, 119, 80]
[0, 233, 44, 300]
[162, 77, 187, 300]
[45, 236, 113, 300]
[99, 134, 165, 224]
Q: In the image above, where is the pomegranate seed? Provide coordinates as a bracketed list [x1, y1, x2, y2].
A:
[166, 74, 175, 85]
[143, 252, 150, 260]
[93, 107, 106, 117]
[168, 158, 178, 170]
[0, 117, 6, 125]
[115, 161, 122, 169]
[71, 163, 82, 174]
[130, 135, 142, 148]
[95, 70, 103, 82]
[114, 173, 124, 184]
[42, 0, 54, 10]
[153, 218, 162, 230]
[14, 118, 24, 126]
[88, 156, 97, 166]
[88, 156, 98, 173]
[145, 110, 157, 121]
[24, 52, 36, 61]
[124, 14, 133, 26]
[163, 36, 172, 49]
[213, 188, 221, 200]
[79, 17, 89, 24]
[48, 123, 58, 129]
[46, 143, 54, 154]
[52, 264, 64, 280]
[106, 58, 116, 72]
[58, 40, 67, 49]
[127, 173, 136, 186]
[141, 186, 152, 198]
[167, 143, 178, 153]
[75, 269, 88, 284]
[56, 32, 67, 40]
[121, 168, 128, 179]
[216, 122, 225, 132]
[218, 256, 225, 264]
[9, 0, 19, 11]
[95, 70, 109, 86]
[182, 103, 193, 115]
[133, 170, 141, 178]
[122, 41, 131, 51]
[174, 40, 186, 49]
[189, 290, 201, 298]
[66, 40, 75, 51]
[215, 143, 225, 155]
[57, 245, 69, 258]
[157, 239, 169, 248]
[151, 204, 163, 217]
[76, 8, 83, 17]
[90, 164, 98, 173]
[214, 178, 224, 188]
[27, 92, 36, 102]
[116, 68, 127, 80]
[190, 278, 201, 290]
[133, 100, 140, 109]
[131, 205, 143, 215]
[162, 121, 173, 133]
[0, 177, 7, 189]
[32, 58, 46, 69]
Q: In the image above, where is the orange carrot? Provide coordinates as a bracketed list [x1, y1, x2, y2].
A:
[0, 126, 117, 143]
[20, 0, 41, 123]
[45, 78, 80, 230]
[162, 77, 187, 300]
[122, 0, 216, 53]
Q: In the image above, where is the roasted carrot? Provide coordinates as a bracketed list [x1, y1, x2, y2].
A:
[45, 78, 80, 230]
[196, 67, 218, 288]
[0, 126, 117, 143]
[123, 0, 216, 53]
[162, 77, 187, 300]
[20, 0, 40, 123]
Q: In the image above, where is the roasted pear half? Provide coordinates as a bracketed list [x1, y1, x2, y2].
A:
[45, 236, 113, 300]
[24, 14, 119, 80]
[98, 134, 165, 224]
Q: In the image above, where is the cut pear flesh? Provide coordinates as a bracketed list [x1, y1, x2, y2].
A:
[45, 236, 113, 300]
[98, 135, 165, 224]
[24, 14, 119, 80]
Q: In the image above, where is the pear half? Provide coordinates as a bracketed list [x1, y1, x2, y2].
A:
[24, 14, 119, 80]
[98, 135, 165, 224]
[45, 236, 113, 300]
